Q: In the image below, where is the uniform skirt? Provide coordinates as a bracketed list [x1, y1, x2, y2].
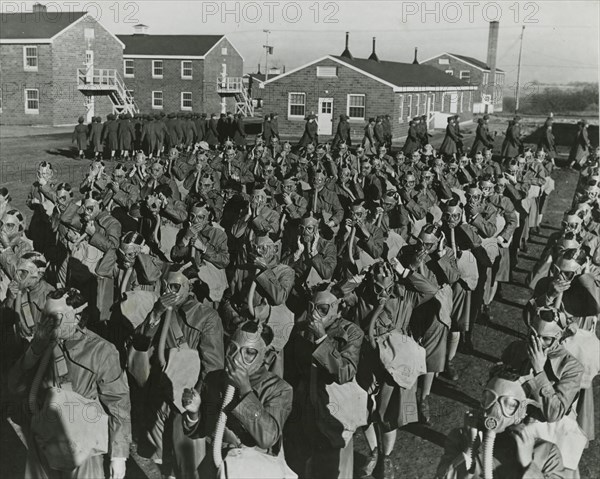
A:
[410, 300, 448, 373]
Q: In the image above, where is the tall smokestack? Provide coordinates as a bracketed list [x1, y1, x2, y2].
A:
[341, 31, 353, 60]
[412, 47, 419, 64]
[368, 37, 379, 62]
[487, 21, 499, 103]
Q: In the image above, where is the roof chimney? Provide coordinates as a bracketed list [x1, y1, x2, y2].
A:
[340, 31, 353, 60]
[32, 3, 47, 13]
[133, 24, 149, 35]
[486, 21, 499, 101]
[257, 63, 261, 74]
[368, 37, 380, 62]
[412, 47, 419, 64]
[283, 65, 286, 73]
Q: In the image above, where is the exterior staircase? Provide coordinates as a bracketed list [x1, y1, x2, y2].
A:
[216, 76, 255, 117]
[76, 67, 139, 116]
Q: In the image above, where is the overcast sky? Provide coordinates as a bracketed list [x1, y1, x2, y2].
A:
[14, 1, 600, 90]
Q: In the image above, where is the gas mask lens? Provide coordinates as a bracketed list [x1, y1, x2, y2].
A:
[227, 341, 259, 365]
[481, 390, 520, 417]
[309, 301, 332, 317]
[166, 283, 182, 294]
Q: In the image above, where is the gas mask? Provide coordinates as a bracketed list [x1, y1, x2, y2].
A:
[584, 185, 599, 203]
[82, 198, 100, 222]
[410, 153, 420, 165]
[459, 156, 470, 169]
[55, 187, 72, 211]
[403, 174, 416, 192]
[112, 168, 127, 186]
[43, 294, 88, 341]
[495, 178, 508, 195]
[551, 249, 585, 282]
[466, 187, 483, 208]
[37, 163, 54, 182]
[226, 324, 267, 376]
[198, 176, 214, 195]
[146, 194, 162, 214]
[282, 179, 297, 195]
[360, 162, 372, 177]
[251, 190, 267, 211]
[448, 161, 459, 174]
[480, 376, 530, 434]
[1, 211, 25, 242]
[308, 291, 340, 327]
[351, 205, 367, 224]
[251, 237, 279, 268]
[299, 218, 318, 244]
[383, 194, 397, 212]
[372, 159, 382, 171]
[149, 163, 164, 180]
[474, 153, 484, 166]
[262, 165, 275, 179]
[528, 308, 567, 354]
[189, 205, 210, 231]
[479, 180, 495, 198]
[419, 226, 440, 255]
[561, 213, 582, 235]
[311, 172, 326, 192]
[422, 171, 434, 187]
[306, 144, 315, 156]
[161, 271, 191, 308]
[370, 272, 394, 303]
[443, 204, 463, 229]
[118, 233, 145, 268]
[340, 167, 352, 184]
[15, 253, 47, 290]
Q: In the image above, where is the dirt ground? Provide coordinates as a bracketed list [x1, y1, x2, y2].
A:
[0, 119, 598, 479]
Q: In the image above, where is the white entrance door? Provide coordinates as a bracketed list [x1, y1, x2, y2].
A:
[85, 50, 94, 83]
[317, 98, 333, 135]
[449, 93, 458, 113]
[85, 97, 95, 123]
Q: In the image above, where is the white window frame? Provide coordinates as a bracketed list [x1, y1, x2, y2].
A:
[124, 59, 134, 78]
[459, 92, 463, 113]
[482, 72, 489, 85]
[23, 46, 38, 71]
[221, 47, 228, 55]
[440, 92, 446, 113]
[415, 93, 421, 116]
[25, 88, 39, 114]
[398, 95, 404, 123]
[406, 94, 413, 119]
[459, 70, 471, 82]
[181, 91, 193, 110]
[0, 87, 3, 113]
[346, 94, 366, 120]
[152, 91, 163, 109]
[316, 66, 338, 78]
[468, 91, 473, 110]
[430, 93, 436, 112]
[152, 60, 163, 79]
[181, 61, 193, 80]
[445, 69, 453, 76]
[438, 58, 449, 65]
[496, 73, 503, 85]
[288, 92, 306, 118]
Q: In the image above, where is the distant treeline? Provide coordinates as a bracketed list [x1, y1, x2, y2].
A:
[503, 83, 599, 115]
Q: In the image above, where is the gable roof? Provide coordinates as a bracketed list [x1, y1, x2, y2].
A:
[247, 72, 280, 82]
[0, 11, 86, 41]
[118, 34, 224, 58]
[265, 55, 477, 92]
[423, 52, 505, 73]
[449, 53, 505, 72]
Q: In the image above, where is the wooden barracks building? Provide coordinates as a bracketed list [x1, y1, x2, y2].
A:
[263, 33, 477, 141]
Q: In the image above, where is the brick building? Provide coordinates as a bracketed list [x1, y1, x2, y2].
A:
[422, 22, 505, 113]
[0, 3, 128, 126]
[117, 26, 244, 115]
[263, 36, 477, 141]
[421, 53, 505, 113]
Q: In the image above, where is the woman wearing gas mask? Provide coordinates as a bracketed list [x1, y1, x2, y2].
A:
[133, 264, 224, 479]
[500, 306, 585, 477]
[172, 201, 229, 304]
[182, 320, 293, 479]
[27, 161, 57, 256]
[436, 365, 567, 479]
[8, 288, 132, 479]
[285, 287, 364, 479]
[0, 209, 34, 293]
[347, 260, 437, 477]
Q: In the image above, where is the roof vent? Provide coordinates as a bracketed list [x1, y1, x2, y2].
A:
[368, 37, 380, 62]
[340, 32, 354, 60]
[133, 24, 149, 35]
[32, 3, 47, 13]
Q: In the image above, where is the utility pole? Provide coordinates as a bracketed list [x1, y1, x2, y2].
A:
[515, 25, 525, 113]
[263, 30, 272, 82]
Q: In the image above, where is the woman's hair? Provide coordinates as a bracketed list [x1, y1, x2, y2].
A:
[48, 287, 87, 309]
[238, 320, 274, 347]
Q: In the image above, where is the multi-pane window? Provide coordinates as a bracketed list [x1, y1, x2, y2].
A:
[406, 94, 413, 118]
[181, 61, 192, 79]
[24, 46, 38, 70]
[25, 89, 39, 113]
[459, 70, 471, 82]
[288, 93, 305, 117]
[152, 60, 163, 78]
[317, 66, 337, 77]
[124, 59, 134, 77]
[347, 94, 365, 119]
[152, 91, 163, 109]
[398, 95, 404, 123]
[181, 92, 192, 110]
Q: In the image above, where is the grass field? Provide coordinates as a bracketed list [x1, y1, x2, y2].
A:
[0, 120, 598, 478]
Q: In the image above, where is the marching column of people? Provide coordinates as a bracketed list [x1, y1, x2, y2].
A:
[2, 112, 597, 479]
